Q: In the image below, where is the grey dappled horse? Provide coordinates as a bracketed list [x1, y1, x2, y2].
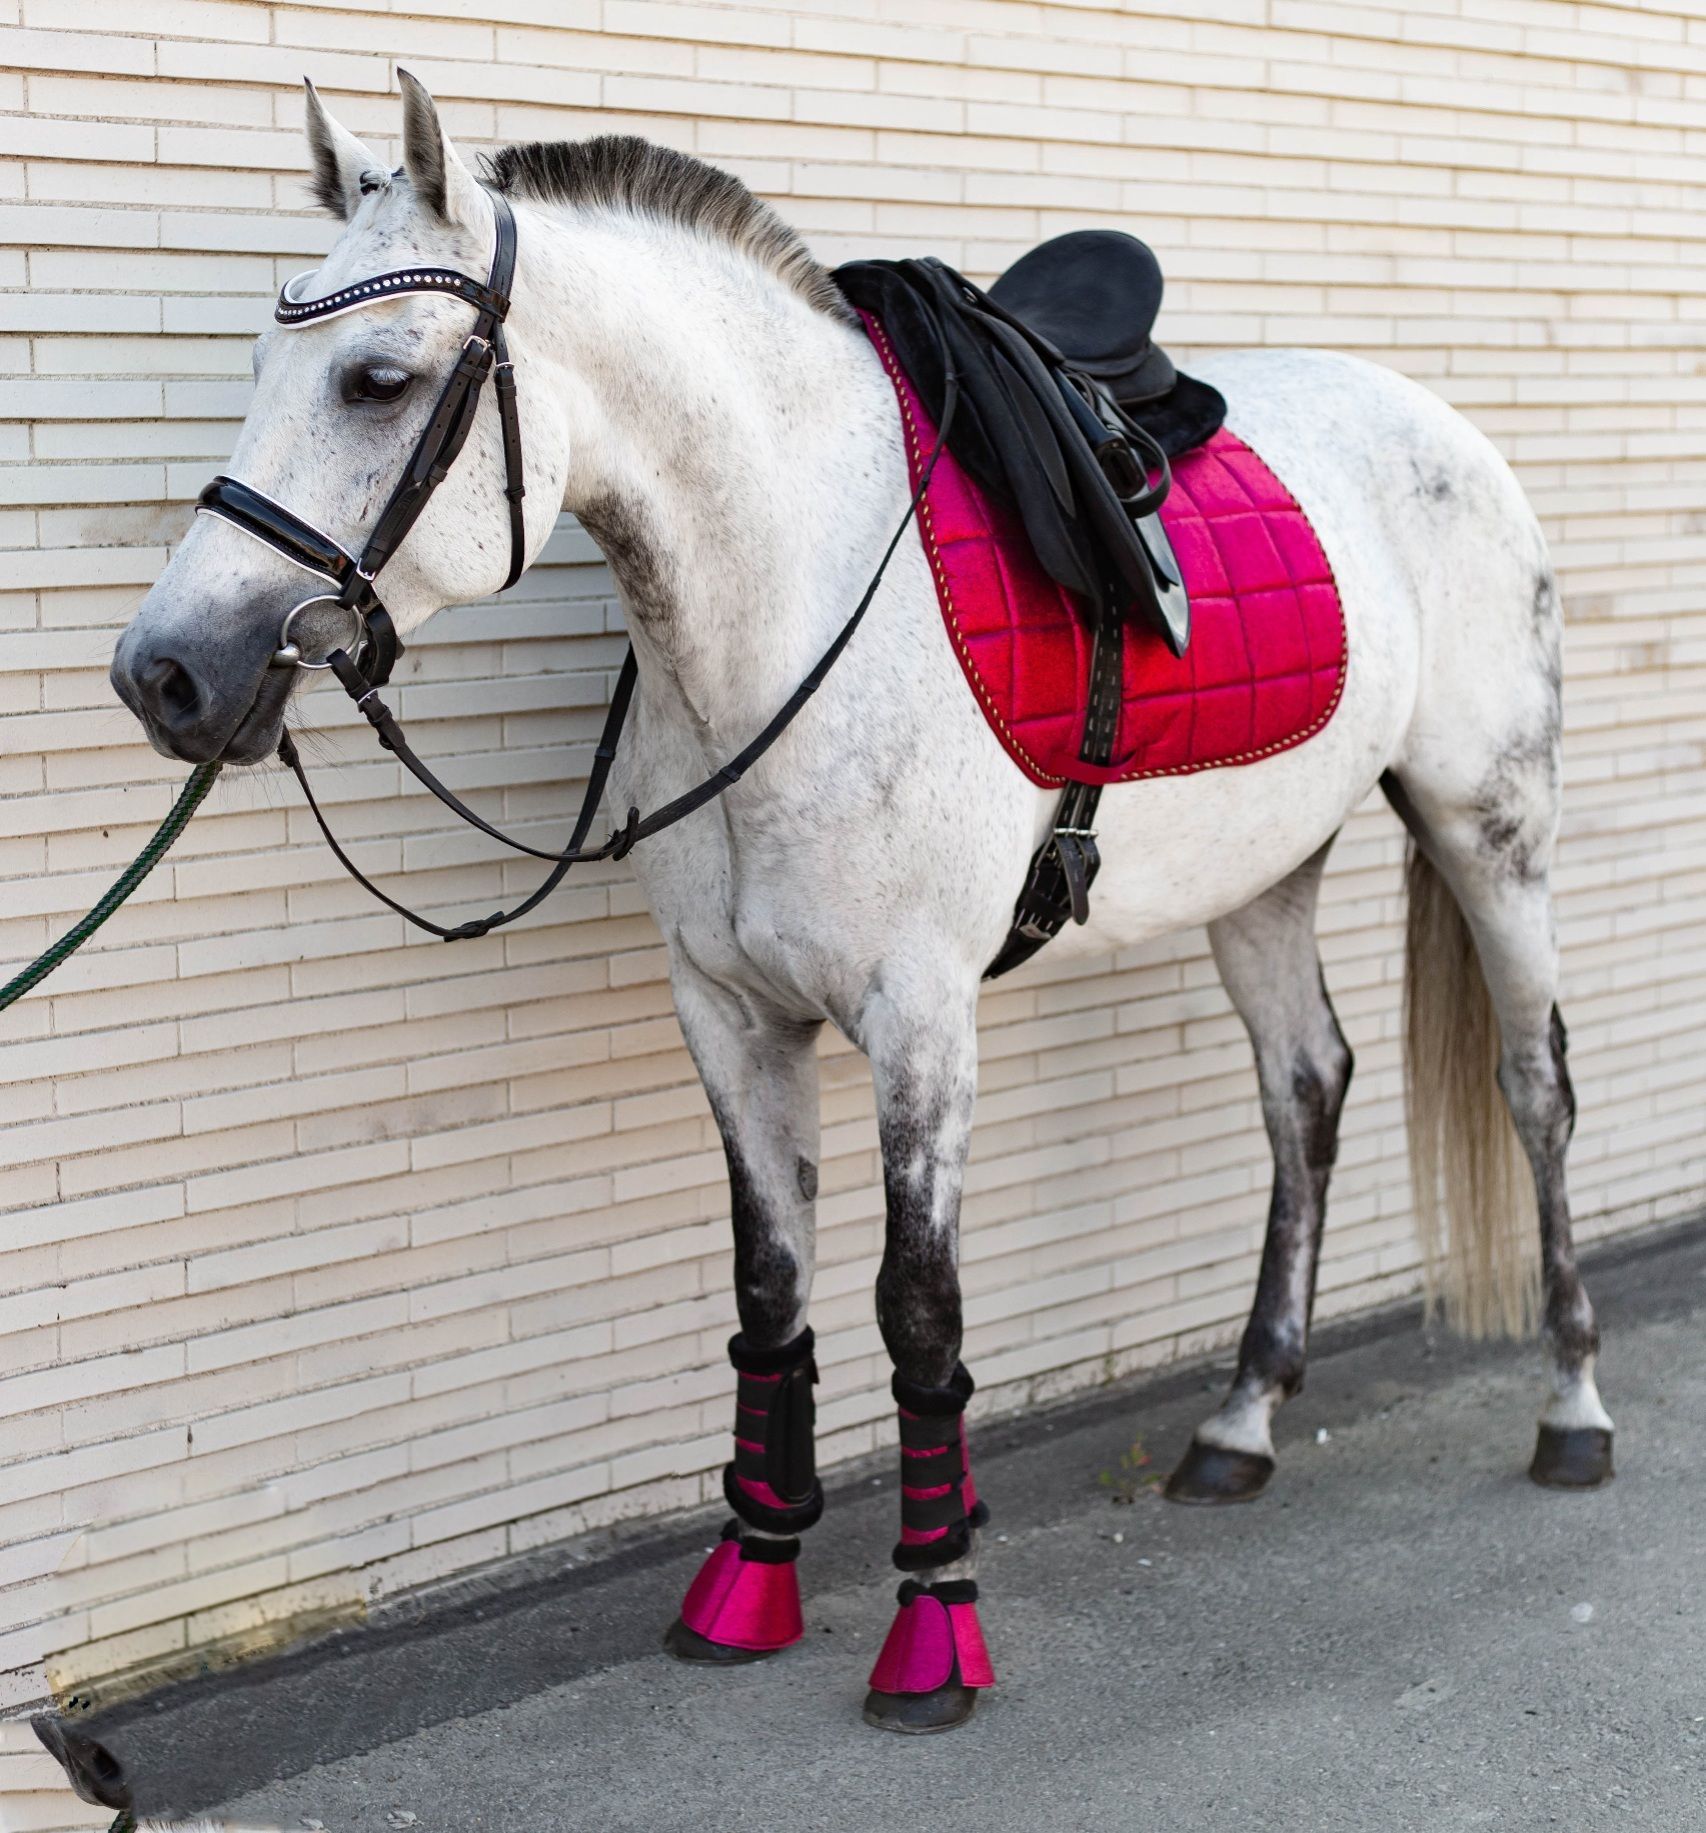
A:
[109, 78, 1610, 1733]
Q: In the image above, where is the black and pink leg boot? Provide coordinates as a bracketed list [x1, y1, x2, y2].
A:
[863, 1364, 995, 1733]
[664, 1327, 821, 1664]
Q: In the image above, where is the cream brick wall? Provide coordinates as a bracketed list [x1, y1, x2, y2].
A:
[3, 0, 1705, 1715]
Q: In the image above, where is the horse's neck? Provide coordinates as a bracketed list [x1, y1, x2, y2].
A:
[527, 212, 905, 743]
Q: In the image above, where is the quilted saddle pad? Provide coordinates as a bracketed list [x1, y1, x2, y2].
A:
[860, 311, 1347, 788]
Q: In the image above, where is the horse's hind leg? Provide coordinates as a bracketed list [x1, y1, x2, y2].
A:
[1166, 843, 1353, 1503]
[663, 963, 826, 1663]
[1395, 776, 1613, 1489]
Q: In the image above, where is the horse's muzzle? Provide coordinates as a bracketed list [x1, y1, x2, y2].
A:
[110, 618, 287, 764]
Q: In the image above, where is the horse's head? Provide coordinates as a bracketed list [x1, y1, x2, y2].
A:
[111, 75, 567, 763]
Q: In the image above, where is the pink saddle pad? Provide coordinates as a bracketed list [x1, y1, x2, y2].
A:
[861, 311, 1347, 788]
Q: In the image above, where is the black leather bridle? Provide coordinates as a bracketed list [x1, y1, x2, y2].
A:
[197, 189, 958, 943]
[200, 190, 526, 700]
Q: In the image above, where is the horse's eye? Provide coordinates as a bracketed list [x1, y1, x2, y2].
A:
[348, 364, 413, 404]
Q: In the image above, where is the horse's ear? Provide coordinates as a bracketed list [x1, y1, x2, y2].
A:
[303, 78, 383, 221]
[398, 68, 485, 232]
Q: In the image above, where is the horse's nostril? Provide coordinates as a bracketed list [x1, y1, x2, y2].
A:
[142, 655, 202, 727]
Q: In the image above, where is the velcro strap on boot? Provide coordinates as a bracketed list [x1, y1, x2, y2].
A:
[724, 1327, 823, 1535]
[898, 1576, 978, 1606]
[891, 1363, 988, 1571]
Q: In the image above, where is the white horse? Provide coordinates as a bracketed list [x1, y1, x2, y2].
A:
[110, 78, 1612, 1734]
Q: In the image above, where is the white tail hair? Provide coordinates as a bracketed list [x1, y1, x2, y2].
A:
[1402, 841, 1539, 1337]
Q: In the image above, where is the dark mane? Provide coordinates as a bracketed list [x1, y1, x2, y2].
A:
[484, 136, 853, 323]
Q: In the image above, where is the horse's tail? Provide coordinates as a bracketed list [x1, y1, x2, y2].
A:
[1402, 840, 1539, 1337]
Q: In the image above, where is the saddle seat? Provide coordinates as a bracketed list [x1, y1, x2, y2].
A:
[987, 228, 1170, 403]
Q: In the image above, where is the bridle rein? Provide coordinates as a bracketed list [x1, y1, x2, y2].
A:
[197, 189, 957, 943]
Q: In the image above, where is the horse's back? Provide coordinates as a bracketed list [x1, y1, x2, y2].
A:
[1056, 347, 1556, 952]
[1196, 346, 1558, 760]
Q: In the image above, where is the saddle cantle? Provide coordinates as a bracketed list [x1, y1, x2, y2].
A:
[989, 229, 1170, 399]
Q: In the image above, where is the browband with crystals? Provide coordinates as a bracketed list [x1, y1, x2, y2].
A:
[275, 264, 509, 327]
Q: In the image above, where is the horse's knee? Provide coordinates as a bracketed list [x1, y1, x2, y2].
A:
[1255, 1004, 1352, 1184]
[1497, 1012, 1575, 1167]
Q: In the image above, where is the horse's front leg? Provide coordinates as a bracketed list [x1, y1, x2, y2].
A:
[663, 963, 826, 1664]
[857, 969, 995, 1734]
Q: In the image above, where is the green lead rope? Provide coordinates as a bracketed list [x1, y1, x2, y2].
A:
[0, 762, 221, 1013]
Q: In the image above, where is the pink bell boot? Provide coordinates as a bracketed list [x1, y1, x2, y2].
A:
[673, 1522, 804, 1659]
[664, 1327, 820, 1664]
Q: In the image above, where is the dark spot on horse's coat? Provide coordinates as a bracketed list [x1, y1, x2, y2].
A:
[796, 1156, 818, 1202]
[581, 492, 675, 624]
[1409, 459, 1455, 503]
[1472, 728, 1557, 882]
[710, 1102, 803, 1350]
[1532, 569, 1555, 629]
[1529, 567, 1564, 691]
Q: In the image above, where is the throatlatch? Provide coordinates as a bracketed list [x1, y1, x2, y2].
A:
[867, 1364, 995, 1704]
[672, 1328, 820, 1657]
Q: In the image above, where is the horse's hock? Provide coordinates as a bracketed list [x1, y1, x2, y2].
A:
[1, 0, 1700, 1765]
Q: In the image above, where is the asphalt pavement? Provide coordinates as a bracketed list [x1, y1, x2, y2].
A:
[77, 1215, 1706, 1832]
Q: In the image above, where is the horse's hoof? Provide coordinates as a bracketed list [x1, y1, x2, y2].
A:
[862, 1682, 979, 1734]
[1529, 1424, 1614, 1489]
[1163, 1439, 1275, 1505]
[663, 1616, 780, 1664]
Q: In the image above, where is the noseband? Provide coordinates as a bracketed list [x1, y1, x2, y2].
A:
[193, 188, 959, 943]
[197, 189, 526, 691]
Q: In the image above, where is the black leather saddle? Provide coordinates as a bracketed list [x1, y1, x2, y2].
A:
[837, 230, 1224, 659]
[987, 230, 1225, 457]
